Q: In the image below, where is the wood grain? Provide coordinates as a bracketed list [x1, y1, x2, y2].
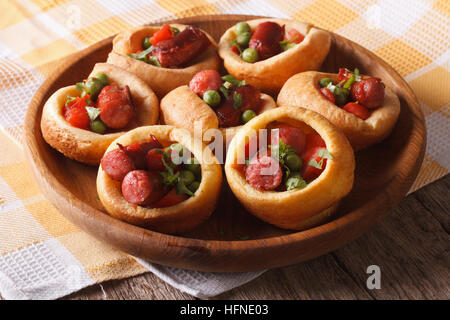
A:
[23, 15, 426, 272]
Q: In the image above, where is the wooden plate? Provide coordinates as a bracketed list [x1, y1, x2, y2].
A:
[24, 15, 425, 272]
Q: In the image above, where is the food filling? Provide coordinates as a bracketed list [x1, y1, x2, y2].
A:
[189, 70, 262, 127]
[318, 68, 386, 120]
[127, 24, 211, 68]
[101, 135, 201, 208]
[63, 73, 134, 133]
[239, 124, 333, 191]
[230, 21, 305, 63]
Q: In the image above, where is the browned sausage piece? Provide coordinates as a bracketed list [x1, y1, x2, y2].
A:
[98, 84, 134, 129]
[151, 26, 211, 68]
[124, 135, 163, 170]
[101, 148, 135, 181]
[121, 170, 166, 205]
[189, 70, 222, 97]
[351, 78, 385, 109]
[245, 152, 283, 191]
[216, 103, 241, 128]
[232, 84, 261, 112]
[248, 21, 284, 61]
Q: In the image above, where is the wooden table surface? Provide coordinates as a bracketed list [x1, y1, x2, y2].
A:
[55, 175, 448, 300]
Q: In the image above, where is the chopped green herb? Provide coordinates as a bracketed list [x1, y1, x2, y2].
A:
[221, 74, 246, 87]
[85, 106, 101, 121]
[127, 45, 154, 61]
[171, 27, 180, 36]
[286, 173, 307, 191]
[308, 148, 333, 170]
[75, 82, 84, 91]
[279, 35, 299, 45]
[158, 146, 196, 197]
[230, 40, 243, 53]
[343, 73, 356, 89]
[85, 96, 93, 106]
[65, 95, 77, 105]
[219, 85, 229, 99]
[318, 148, 333, 160]
[233, 92, 242, 109]
[147, 56, 161, 67]
[279, 35, 299, 51]
[176, 179, 194, 197]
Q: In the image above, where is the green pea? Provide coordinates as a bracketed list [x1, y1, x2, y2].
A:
[142, 36, 152, 49]
[241, 48, 258, 63]
[95, 72, 109, 86]
[85, 77, 103, 99]
[188, 181, 200, 193]
[319, 78, 333, 88]
[236, 32, 251, 47]
[180, 170, 195, 186]
[234, 22, 251, 35]
[334, 87, 349, 106]
[241, 109, 257, 124]
[90, 119, 107, 134]
[285, 154, 302, 171]
[171, 27, 180, 36]
[203, 90, 221, 107]
[185, 158, 201, 178]
[285, 173, 307, 191]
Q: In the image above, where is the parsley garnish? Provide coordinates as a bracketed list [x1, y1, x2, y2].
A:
[127, 46, 154, 61]
[158, 145, 194, 197]
[65, 95, 77, 105]
[219, 85, 229, 99]
[75, 82, 84, 91]
[269, 138, 297, 182]
[279, 35, 299, 51]
[127, 46, 161, 67]
[232, 92, 242, 109]
[221, 75, 246, 87]
[85, 106, 100, 121]
[147, 56, 161, 67]
[230, 40, 243, 53]
[286, 173, 307, 191]
[308, 148, 333, 169]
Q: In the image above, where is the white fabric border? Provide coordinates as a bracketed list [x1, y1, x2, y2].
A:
[0, 239, 94, 300]
[136, 258, 265, 300]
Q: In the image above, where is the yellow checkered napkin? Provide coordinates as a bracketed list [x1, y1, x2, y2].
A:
[0, 0, 448, 299]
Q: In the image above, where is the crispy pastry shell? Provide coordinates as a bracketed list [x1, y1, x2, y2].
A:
[41, 63, 159, 165]
[218, 18, 331, 94]
[159, 85, 277, 143]
[225, 107, 355, 230]
[277, 71, 401, 150]
[96, 125, 223, 234]
[107, 24, 221, 99]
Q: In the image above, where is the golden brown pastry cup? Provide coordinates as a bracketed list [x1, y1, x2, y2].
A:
[107, 24, 221, 99]
[159, 85, 277, 144]
[97, 125, 223, 234]
[41, 63, 159, 165]
[218, 18, 331, 95]
[225, 106, 355, 230]
[277, 71, 401, 150]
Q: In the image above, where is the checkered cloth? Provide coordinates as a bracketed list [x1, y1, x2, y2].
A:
[0, 0, 448, 300]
